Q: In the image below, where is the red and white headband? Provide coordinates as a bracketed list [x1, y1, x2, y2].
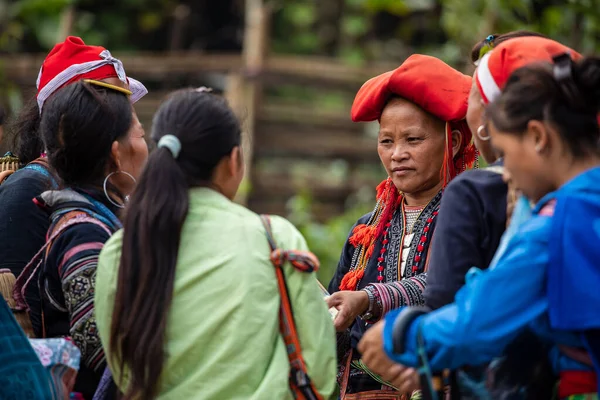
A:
[36, 49, 147, 113]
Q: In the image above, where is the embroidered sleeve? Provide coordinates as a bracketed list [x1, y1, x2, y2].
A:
[362, 273, 427, 323]
[58, 241, 107, 372]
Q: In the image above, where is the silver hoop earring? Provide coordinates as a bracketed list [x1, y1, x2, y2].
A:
[103, 171, 136, 209]
[476, 125, 491, 141]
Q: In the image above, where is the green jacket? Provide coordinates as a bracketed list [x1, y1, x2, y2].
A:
[95, 188, 337, 399]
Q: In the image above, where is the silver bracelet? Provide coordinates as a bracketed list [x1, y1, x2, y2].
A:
[359, 288, 375, 320]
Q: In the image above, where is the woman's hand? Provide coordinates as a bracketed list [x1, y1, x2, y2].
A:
[326, 290, 369, 331]
[358, 321, 420, 393]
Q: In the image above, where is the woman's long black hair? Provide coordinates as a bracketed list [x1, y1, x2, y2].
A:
[110, 89, 241, 399]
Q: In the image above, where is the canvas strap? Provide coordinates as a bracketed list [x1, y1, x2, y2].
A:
[259, 214, 323, 400]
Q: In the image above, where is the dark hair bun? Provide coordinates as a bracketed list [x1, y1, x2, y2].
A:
[575, 57, 600, 111]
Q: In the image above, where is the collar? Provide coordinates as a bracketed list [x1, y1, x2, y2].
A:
[533, 166, 600, 214]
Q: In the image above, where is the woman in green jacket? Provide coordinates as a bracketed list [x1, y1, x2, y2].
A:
[94, 88, 336, 400]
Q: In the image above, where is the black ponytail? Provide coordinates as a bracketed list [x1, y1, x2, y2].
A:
[110, 89, 241, 399]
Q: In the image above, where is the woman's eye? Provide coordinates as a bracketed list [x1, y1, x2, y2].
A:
[379, 139, 392, 144]
[407, 137, 423, 143]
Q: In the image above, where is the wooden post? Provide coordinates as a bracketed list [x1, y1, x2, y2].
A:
[232, 0, 270, 205]
[57, 5, 76, 42]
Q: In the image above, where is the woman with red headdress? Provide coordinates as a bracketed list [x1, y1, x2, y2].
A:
[0, 36, 146, 280]
[326, 54, 476, 398]
[0, 36, 147, 399]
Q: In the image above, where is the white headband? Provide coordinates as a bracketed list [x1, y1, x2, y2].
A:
[475, 52, 502, 104]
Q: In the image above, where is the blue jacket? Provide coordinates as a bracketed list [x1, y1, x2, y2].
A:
[384, 166, 600, 386]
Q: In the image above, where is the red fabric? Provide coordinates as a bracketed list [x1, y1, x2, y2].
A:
[350, 54, 474, 184]
[37, 36, 119, 95]
[559, 371, 597, 398]
[351, 55, 471, 124]
[476, 37, 582, 104]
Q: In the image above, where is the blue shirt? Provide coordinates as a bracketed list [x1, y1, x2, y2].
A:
[384, 167, 600, 379]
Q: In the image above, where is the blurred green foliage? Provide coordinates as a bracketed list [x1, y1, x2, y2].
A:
[287, 189, 373, 286]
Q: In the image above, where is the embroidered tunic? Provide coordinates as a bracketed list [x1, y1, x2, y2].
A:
[25, 188, 120, 399]
[328, 190, 442, 393]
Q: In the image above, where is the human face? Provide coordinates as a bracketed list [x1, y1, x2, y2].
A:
[488, 121, 553, 203]
[112, 111, 148, 195]
[466, 76, 497, 164]
[378, 98, 447, 203]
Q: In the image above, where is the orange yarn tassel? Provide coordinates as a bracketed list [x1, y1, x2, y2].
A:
[339, 269, 365, 291]
[349, 224, 375, 248]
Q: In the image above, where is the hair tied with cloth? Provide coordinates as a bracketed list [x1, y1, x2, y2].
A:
[158, 135, 182, 159]
[552, 52, 587, 110]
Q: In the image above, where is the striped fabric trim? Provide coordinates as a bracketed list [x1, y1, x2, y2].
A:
[363, 274, 427, 323]
[475, 52, 501, 104]
[58, 242, 104, 277]
[36, 49, 148, 112]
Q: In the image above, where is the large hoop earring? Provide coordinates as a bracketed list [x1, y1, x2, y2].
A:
[103, 171, 136, 209]
[476, 125, 491, 141]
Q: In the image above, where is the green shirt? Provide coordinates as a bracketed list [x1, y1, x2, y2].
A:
[95, 188, 337, 399]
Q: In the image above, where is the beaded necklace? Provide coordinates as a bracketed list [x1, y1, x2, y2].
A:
[374, 199, 438, 283]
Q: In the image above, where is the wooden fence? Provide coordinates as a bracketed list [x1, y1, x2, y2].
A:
[2, 51, 394, 221]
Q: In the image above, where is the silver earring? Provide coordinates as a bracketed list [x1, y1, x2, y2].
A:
[476, 125, 491, 141]
[103, 171, 136, 209]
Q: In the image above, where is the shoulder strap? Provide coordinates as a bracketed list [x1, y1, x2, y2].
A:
[259, 215, 323, 400]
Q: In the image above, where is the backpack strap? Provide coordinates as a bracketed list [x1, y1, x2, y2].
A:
[259, 215, 323, 400]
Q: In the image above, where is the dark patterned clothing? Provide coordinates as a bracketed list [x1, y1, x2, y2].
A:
[424, 160, 507, 310]
[32, 188, 121, 399]
[0, 158, 57, 278]
[329, 190, 442, 394]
